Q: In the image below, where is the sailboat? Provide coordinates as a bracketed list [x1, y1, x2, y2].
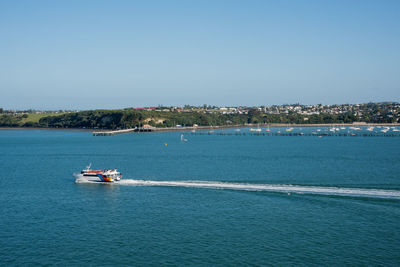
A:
[180, 133, 188, 142]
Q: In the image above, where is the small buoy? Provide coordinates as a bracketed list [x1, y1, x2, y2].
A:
[164, 143, 167, 146]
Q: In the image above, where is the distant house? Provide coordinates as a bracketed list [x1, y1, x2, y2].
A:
[142, 124, 155, 129]
[133, 107, 157, 111]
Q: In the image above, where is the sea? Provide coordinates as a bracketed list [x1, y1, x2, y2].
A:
[1, 127, 400, 266]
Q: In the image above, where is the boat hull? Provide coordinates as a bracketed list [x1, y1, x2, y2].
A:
[74, 173, 120, 183]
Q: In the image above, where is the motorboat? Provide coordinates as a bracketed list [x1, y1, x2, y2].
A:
[74, 164, 122, 183]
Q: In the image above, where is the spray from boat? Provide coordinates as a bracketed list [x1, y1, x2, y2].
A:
[75, 175, 400, 199]
[117, 180, 400, 199]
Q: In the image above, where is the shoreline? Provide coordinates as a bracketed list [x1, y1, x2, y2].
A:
[152, 123, 399, 132]
[0, 123, 398, 133]
[0, 127, 93, 131]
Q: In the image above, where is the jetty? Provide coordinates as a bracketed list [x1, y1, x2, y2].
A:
[92, 128, 136, 136]
[92, 127, 155, 136]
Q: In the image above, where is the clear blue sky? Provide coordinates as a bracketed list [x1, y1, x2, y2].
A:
[1, 0, 399, 110]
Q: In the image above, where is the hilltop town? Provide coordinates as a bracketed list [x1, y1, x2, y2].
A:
[137, 102, 399, 122]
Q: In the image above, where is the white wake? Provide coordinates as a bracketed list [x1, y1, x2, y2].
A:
[117, 179, 400, 199]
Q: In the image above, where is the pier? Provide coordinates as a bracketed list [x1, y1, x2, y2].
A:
[92, 127, 156, 136]
[92, 128, 136, 136]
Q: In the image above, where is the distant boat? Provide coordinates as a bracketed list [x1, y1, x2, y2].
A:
[234, 129, 241, 132]
[249, 128, 261, 132]
[285, 128, 293, 132]
[180, 134, 188, 142]
[349, 127, 362, 131]
[381, 127, 390, 133]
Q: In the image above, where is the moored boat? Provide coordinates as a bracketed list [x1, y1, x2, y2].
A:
[249, 128, 261, 132]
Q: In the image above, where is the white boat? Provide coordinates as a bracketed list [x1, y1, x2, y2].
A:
[181, 133, 188, 142]
[74, 164, 122, 183]
[249, 128, 261, 132]
[349, 127, 361, 130]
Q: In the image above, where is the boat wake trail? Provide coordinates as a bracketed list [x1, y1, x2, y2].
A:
[118, 180, 400, 199]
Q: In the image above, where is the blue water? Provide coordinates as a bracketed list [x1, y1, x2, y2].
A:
[1, 129, 400, 266]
